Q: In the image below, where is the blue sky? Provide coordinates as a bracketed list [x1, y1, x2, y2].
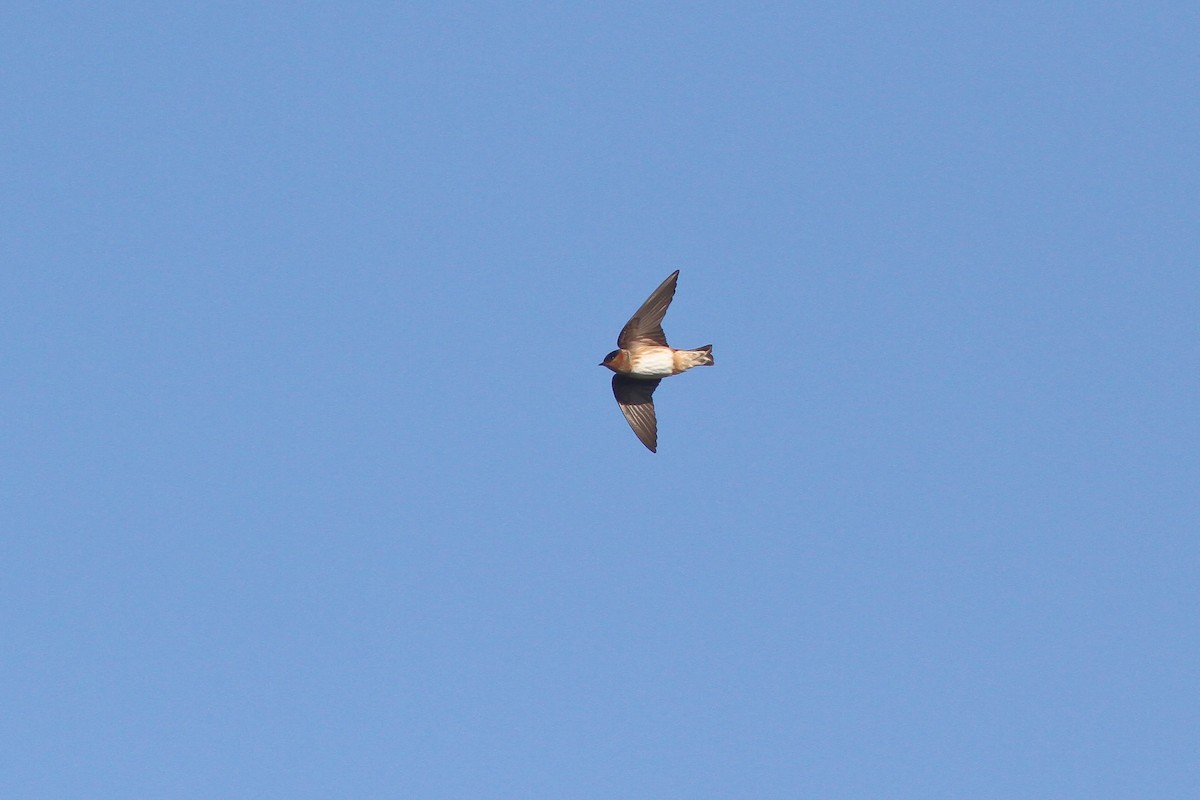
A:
[3, 3, 1197, 797]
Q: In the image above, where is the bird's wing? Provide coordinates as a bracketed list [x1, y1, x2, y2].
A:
[617, 270, 678, 348]
[612, 375, 662, 452]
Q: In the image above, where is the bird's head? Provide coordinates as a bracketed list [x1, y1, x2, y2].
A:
[599, 349, 626, 372]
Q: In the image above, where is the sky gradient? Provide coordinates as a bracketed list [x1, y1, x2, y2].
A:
[3, 4, 1198, 798]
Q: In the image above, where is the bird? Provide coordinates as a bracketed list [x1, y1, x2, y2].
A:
[600, 270, 713, 452]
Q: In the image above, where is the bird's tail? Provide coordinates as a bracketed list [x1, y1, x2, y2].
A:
[680, 344, 714, 368]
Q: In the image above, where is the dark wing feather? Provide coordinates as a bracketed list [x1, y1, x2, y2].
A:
[617, 270, 678, 348]
[612, 375, 661, 452]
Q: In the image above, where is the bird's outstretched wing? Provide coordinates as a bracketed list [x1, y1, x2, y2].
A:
[612, 375, 662, 452]
[617, 270, 678, 349]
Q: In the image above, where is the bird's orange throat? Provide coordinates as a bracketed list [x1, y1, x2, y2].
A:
[603, 350, 632, 373]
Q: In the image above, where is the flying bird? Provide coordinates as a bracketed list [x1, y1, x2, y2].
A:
[600, 270, 713, 452]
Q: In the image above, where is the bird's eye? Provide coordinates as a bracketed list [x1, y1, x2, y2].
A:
[605, 350, 619, 361]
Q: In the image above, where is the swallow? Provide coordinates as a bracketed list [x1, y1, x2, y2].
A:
[600, 270, 713, 452]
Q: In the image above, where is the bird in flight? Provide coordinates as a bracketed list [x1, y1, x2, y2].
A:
[600, 270, 713, 452]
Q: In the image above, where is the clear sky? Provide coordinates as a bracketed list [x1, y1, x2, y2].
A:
[3, 4, 1197, 798]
